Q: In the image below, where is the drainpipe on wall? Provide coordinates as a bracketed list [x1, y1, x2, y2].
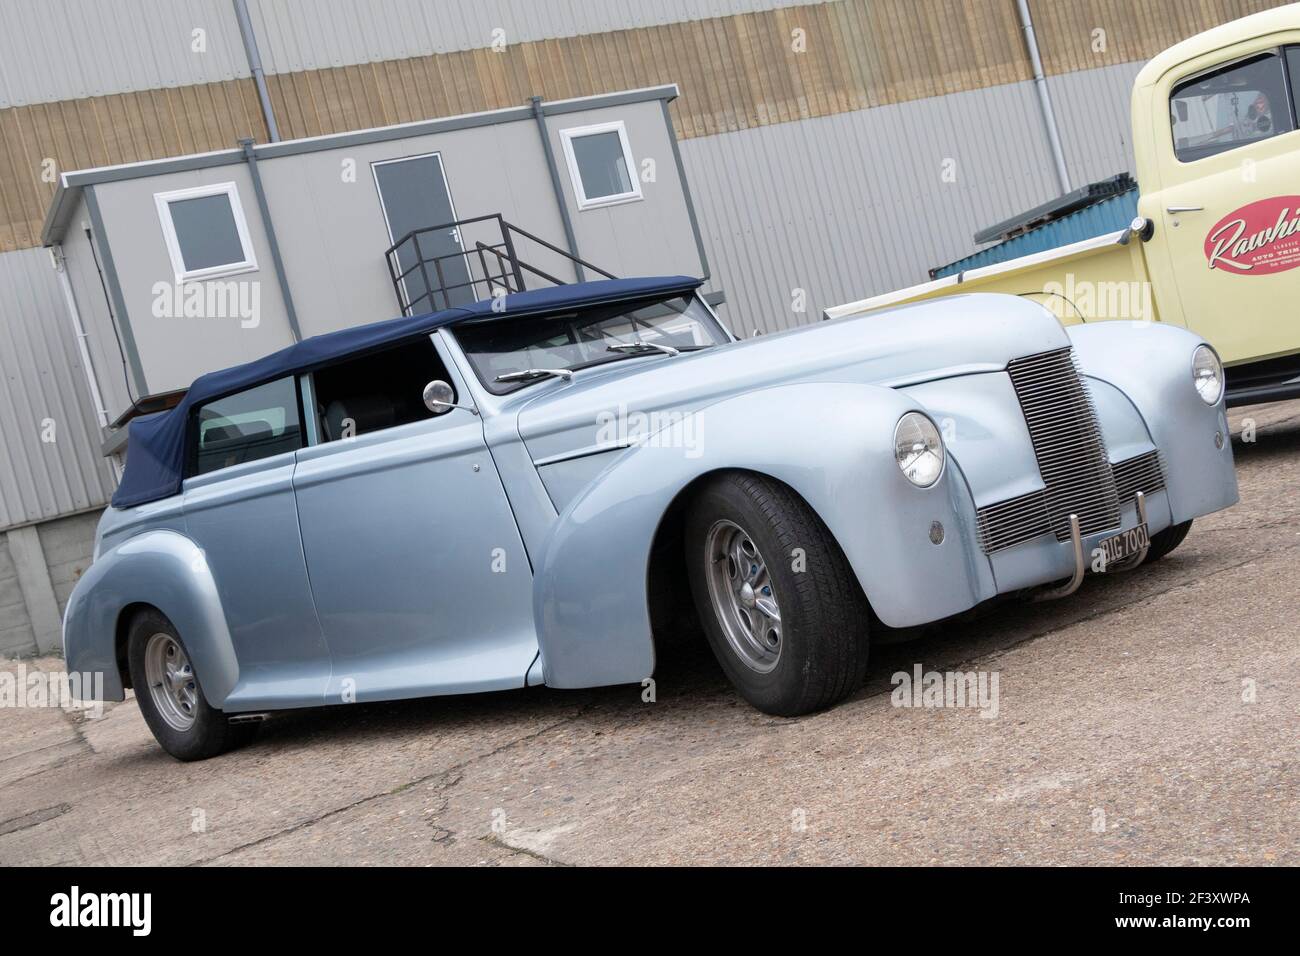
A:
[530, 95, 586, 282]
[233, 0, 281, 142]
[50, 243, 122, 481]
[239, 138, 303, 342]
[1016, 0, 1072, 196]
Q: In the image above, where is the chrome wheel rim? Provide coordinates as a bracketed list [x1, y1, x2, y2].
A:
[704, 519, 782, 673]
[144, 632, 198, 732]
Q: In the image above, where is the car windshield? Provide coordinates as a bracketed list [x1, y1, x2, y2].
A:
[452, 293, 730, 393]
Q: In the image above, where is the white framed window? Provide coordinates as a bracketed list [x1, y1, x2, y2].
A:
[154, 182, 258, 281]
[559, 121, 642, 210]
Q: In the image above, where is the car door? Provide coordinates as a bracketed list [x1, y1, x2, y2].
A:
[181, 376, 333, 711]
[1151, 45, 1300, 366]
[292, 333, 537, 704]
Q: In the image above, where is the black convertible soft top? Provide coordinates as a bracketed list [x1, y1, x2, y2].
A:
[112, 275, 702, 509]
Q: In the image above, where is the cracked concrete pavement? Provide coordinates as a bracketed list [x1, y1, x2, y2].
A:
[1, 403, 1296, 866]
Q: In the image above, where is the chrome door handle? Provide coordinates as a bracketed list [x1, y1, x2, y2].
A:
[1166, 205, 1204, 213]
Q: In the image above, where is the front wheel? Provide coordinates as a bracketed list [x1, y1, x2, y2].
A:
[685, 473, 871, 716]
[127, 609, 256, 761]
[1143, 519, 1193, 564]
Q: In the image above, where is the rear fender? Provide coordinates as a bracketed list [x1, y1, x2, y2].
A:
[62, 529, 238, 706]
[532, 382, 994, 688]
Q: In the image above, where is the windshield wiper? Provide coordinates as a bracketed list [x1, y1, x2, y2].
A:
[494, 367, 575, 384]
[607, 342, 680, 357]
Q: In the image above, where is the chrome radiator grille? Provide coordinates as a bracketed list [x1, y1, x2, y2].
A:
[976, 347, 1122, 553]
[1112, 450, 1166, 502]
[976, 489, 1051, 553]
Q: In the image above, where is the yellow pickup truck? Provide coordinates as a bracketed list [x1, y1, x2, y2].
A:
[828, 4, 1300, 407]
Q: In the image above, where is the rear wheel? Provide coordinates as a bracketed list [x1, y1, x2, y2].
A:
[1144, 519, 1193, 564]
[127, 609, 256, 761]
[685, 472, 871, 716]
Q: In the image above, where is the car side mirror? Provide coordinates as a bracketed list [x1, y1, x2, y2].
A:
[422, 380, 476, 416]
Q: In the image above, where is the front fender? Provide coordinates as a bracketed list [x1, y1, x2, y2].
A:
[62, 529, 239, 706]
[532, 382, 995, 688]
[1068, 322, 1238, 521]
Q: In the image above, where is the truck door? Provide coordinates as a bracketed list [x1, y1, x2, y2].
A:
[1151, 46, 1300, 366]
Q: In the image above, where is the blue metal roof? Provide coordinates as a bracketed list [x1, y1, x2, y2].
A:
[932, 188, 1139, 279]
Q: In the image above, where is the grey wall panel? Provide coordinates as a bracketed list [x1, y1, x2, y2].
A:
[1047, 60, 1148, 188]
[38, 510, 99, 618]
[255, 116, 571, 335]
[681, 80, 1065, 333]
[246, 0, 819, 76]
[0, 0, 819, 107]
[60, 202, 137, 421]
[0, 0, 249, 108]
[0, 247, 117, 530]
[0, 533, 36, 656]
[71, 94, 698, 420]
[91, 166, 296, 398]
[545, 100, 707, 281]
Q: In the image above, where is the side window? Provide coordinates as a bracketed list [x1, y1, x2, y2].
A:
[311, 337, 449, 442]
[1170, 52, 1295, 162]
[154, 182, 257, 281]
[559, 121, 642, 209]
[192, 377, 303, 476]
[1288, 46, 1300, 124]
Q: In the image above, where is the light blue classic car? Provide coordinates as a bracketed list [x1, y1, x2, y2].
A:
[64, 275, 1238, 759]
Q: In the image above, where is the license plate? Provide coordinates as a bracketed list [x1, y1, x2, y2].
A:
[1099, 523, 1150, 566]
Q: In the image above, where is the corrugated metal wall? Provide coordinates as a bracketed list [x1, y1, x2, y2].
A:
[0, 0, 819, 108]
[0, 248, 117, 529]
[1, 1, 1283, 255]
[682, 77, 1062, 331]
[1047, 60, 1148, 188]
[0, 0, 249, 108]
[246, 0, 818, 74]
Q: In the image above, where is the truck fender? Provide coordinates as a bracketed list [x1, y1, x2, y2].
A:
[62, 529, 239, 706]
[1068, 322, 1238, 520]
[531, 382, 994, 688]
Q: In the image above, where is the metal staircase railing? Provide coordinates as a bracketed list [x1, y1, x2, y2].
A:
[384, 213, 617, 316]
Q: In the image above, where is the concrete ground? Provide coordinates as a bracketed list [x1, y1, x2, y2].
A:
[1, 403, 1296, 866]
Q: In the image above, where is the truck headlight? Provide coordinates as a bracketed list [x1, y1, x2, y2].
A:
[894, 412, 944, 487]
[1192, 345, 1223, 405]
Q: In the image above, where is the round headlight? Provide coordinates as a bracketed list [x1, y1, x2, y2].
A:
[1192, 345, 1223, 405]
[894, 412, 944, 487]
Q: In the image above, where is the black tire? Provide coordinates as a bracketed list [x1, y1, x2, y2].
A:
[684, 472, 871, 716]
[1144, 519, 1193, 564]
[126, 608, 257, 761]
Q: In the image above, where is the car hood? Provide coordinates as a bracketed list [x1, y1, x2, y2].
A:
[515, 293, 1069, 464]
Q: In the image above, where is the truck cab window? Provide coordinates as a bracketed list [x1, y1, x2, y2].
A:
[1170, 51, 1295, 162]
[311, 337, 451, 442]
[1288, 46, 1300, 125]
[192, 377, 304, 476]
